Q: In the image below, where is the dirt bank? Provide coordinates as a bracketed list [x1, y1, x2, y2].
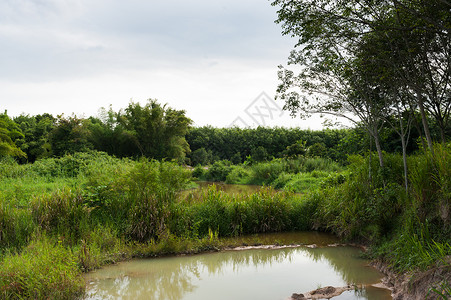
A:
[372, 257, 451, 300]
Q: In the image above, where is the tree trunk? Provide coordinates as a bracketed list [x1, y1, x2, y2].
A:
[373, 131, 384, 168]
[414, 114, 428, 151]
[417, 93, 434, 154]
[401, 132, 409, 193]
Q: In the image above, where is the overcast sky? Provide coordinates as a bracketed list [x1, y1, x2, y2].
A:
[0, 0, 327, 128]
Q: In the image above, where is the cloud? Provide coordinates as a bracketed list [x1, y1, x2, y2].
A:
[0, 0, 291, 80]
[0, 1, 324, 129]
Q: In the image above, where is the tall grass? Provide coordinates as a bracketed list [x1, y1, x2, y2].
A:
[171, 185, 312, 238]
[31, 189, 90, 245]
[0, 235, 85, 300]
[0, 198, 35, 252]
[309, 144, 451, 273]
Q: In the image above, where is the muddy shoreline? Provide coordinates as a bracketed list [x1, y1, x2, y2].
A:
[371, 257, 451, 300]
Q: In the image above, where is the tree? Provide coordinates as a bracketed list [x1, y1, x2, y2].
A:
[190, 147, 211, 166]
[89, 106, 139, 157]
[49, 115, 93, 157]
[118, 100, 192, 161]
[272, 0, 451, 158]
[14, 114, 55, 162]
[0, 112, 26, 159]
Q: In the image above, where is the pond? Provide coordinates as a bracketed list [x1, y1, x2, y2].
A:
[84, 232, 391, 300]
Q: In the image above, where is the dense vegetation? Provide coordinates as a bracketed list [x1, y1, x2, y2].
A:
[1, 101, 450, 299]
[0, 152, 316, 298]
[3, 100, 192, 164]
[0, 0, 450, 298]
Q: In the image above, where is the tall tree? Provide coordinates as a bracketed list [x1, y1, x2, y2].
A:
[272, 0, 451, 155]
[49, 115, 93, 157]
[0, 112, 26, 159]
[118, 100, 192, 161]
[14, 114, 55, 162]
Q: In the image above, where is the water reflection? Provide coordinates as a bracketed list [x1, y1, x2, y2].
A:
[85, 234, 391, 300]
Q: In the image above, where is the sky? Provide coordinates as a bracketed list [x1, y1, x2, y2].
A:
[0, 0, 328, 129]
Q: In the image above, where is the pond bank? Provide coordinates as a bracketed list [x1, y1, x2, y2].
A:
[372, 258, 451, 300]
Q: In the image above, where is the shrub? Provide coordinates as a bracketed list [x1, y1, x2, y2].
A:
[250, 160, 285, 185]
[124, 159, 191, 241]
[270, 172, 294, 189]
[192, 164, 205, 179]
[225, 165, 252, 184]
[204, 160, 232, 182]
[283, 173, 324, 193]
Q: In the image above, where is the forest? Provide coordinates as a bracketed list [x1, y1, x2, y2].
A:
[0, 0, 450, 299]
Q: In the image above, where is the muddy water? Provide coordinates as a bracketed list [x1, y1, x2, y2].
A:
[84, 232, 391, 300]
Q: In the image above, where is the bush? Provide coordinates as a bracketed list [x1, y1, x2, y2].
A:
[270, 172, 294, 189]
[170, 186, 312, 238]
[250, 160, 285, 185]
[192, 165, 205, 179]
[283, 173, 325, 193]
[225, 165, 252, 184]
[190, 147, 211, 166]
[123, 159, 191, 241]
[204, 160, 232, 182]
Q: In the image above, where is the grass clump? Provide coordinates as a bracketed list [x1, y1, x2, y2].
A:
[0, 235, 84, 300]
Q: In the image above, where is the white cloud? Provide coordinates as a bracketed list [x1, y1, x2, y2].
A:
[0, 0, 329, 129]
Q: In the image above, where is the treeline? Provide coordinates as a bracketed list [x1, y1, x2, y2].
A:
[1, 99, 447, 166]
[186, 124, 431, 165]
[0, 100, 191, 163]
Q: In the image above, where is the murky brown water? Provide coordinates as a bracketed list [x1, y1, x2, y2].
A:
[84, 232, 391, 300]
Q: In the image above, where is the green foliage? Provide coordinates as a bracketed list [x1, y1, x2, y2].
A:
[251, 146, 270, 162]
[192, 164, 205, 179]
[186, 126, 353, 164]
[14, 114, 54, 162]
[190, 147, 211, 166]
[203, 160, 232, 182]
[0, 235, 85, 299]
[31, 189, 90, 244]
[118, 100, 192, 161]
[376, 224, 451, 272]
[282, 172, 329, 193]
[0, 198, 35, 252]
[250, 159, 285, 185]
[307, 142, 327, 157]
[225, 166, 253, 185]
[49, 115, 93, 157]
[270, 172, 295, 189]
[124, 159, 191, 241]
[311, 154, 407, 241]
[171, 186, 311, 238]
[308, 144, 451, 273]
[285, 140, 306, 158]
[0, 112, 26, 159]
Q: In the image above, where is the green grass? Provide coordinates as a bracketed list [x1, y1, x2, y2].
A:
[0, 235, 85, 300]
